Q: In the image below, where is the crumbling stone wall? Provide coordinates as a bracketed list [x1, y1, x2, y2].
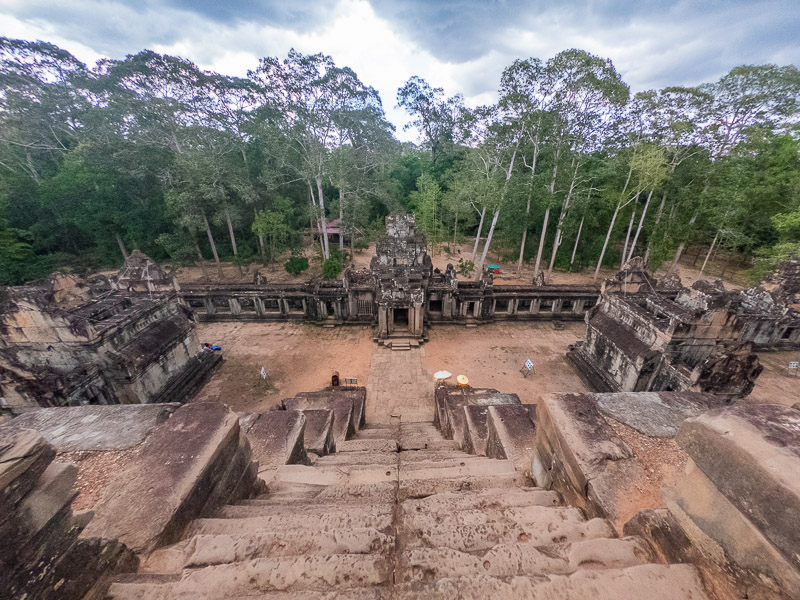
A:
[0, 254, 215, 413]
[567, 260, 767, 399]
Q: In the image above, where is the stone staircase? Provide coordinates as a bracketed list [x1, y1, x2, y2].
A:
[106, 419, 709, 599]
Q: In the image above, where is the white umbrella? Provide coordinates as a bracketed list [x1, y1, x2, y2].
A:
[433, 370, 452, 380]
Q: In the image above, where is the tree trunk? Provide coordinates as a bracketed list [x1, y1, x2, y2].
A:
[203, 212, 223, 279]
[116, 233, 129, 262]
[570, 216, 584, 267]
[338, 188, 345, 252]
[533, 145, 561, 280]
[546, 160, 580, 281]
[350, 228, 355, 266]
[700, 233, 719, 275]
[626, 188, 654, 264]
[621, 209, 636, 268]
[226, 210, 238, 256]
[453, 212, 458, 246]
[533, 207, 550, 280]
[309, 183, 326, 258]
[594, 205, 620, 280]
[516, 146, 539, 274]
[315, 175, 330, 259]
[255, 207, 267, 264]
[471, 206, 486, 262]
[594, 165, 634, 280]
[667, 212, 698, 276]
[476, 209, 500, 279]
[195, 242, 209, 282]
[226, 209, 243, 277]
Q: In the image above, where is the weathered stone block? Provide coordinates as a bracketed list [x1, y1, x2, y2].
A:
[81, 403, 242, 554]
[667, 459, 800, 598]
[594, 391, 729, 438]
[301, 409, 336, 455]
[3, 404, 180, 451]
[285, 395, 354, 445]
[485, 404, 537, 475]
[241, 410, 308, 475]
[0, 427, 56, 518]
[676, 403, 800, 574]
[461, 405, 490, 456]
[532, 393, 645, 527]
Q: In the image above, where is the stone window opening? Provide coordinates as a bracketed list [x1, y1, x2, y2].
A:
[518, 299, 532, 312]
[262, 299, 280, 312]
[429, 299, 443, 313]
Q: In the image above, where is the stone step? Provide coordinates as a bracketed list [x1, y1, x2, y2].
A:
[398, 438, 460, 451]
[142, 528, 395, 573]
[190, 501, 394, 536]
[224, 591, 392, 600]
[337, 439, 399, 453]
[271, 464, 397, 487]
[400, 488, 562, 515]
[351, 429, 398, 440]
[216, 501, 393, 520]
[403, 514, 616, 553]
[393, 564, 708, 600]
[399, 473, 523, 501]
[398, 421, 439, 430]
[315, 453, 399, 467]
[398, 457, 518, 476]
[251, 480, 398, 505]
[108, 554, 391, 599]
[403, 504, 584, 531]
[397, 450, 484, 463]
[397, 536, 655, 582]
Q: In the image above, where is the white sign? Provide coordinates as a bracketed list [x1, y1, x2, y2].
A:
[184, 337, 190, 346]
[260, 366, 267, 379]
[789, 362, 799, 370]
[525, 359, 534, 371]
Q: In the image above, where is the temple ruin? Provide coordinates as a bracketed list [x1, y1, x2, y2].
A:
[0, 254, 219, 414]
[567, 257, 800, 399]
[2, 214, 800, 599]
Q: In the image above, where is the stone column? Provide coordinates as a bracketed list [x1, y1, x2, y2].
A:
[532, 299, 541, 315]
[229, 298, 241, 316]
[378, 305, 388, 337]
[412, 304, 424, 337]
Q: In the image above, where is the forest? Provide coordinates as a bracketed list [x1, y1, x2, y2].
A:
[1, 37, 799, 285]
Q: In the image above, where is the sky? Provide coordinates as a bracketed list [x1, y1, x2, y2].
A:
[2, 0, 799, 142]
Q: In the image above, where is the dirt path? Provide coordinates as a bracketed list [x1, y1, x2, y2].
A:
[192, 322, 374, 413]
[747, 350, 800, 408]
[422, 322, 589, 405]
[366, 348, 434, 424]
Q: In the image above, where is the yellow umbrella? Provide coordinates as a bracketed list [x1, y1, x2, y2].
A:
[457, 374, 469, 386]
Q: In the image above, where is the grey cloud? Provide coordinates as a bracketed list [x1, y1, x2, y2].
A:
[156, 0, 338, 28]
[368, 0, 800, 75]
[3, 0, 337, 62]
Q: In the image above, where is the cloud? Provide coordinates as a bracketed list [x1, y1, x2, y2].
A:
[1, 0, 798, 142]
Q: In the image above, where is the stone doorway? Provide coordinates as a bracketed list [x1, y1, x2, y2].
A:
[393, 307, 409, 331]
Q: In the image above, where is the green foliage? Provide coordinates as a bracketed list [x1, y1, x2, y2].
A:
[284, 256, 309, 275]
[457, 258, 475, 277]
[410, 173, 443, 248]
[322, 254, 343, 279]
[252, 206, 291, 262]
[1, 35, 799, 287]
